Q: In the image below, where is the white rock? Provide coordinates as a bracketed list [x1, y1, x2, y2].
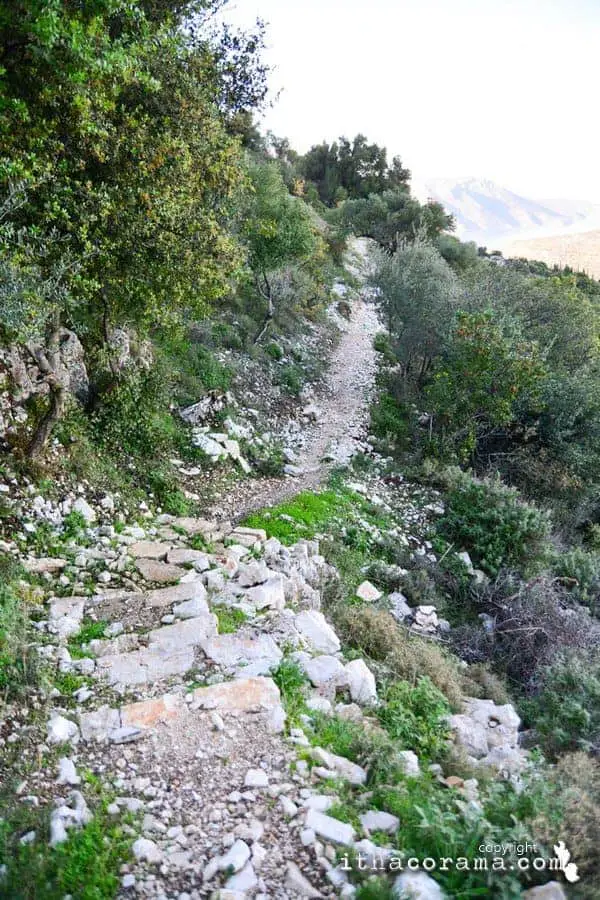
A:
[522, 884, 568, 900]
[218, 839, 251, 875]
[304, 809, 355, 846]
[132, 837, 163, 864]
[393, 871, 446, 899]
[299, 654, 347, 689]
[237, 560, 269, 587]
[245, 576, 285, 610]
[73, 497, 96, 524]
[456, 551, 474, 574]
[397, 750, 421, 777]
[360, 810, 400, 833]
[225, 861, 258, 892]
[285, 861, 323, 897]
[345, 658, 377, 705]
[356, 580, 382, 602]
[294, 610, 341, 654]
[244, 769, 269, 788]
[56, 757, 80, 786]
[47, 714, 79, 745]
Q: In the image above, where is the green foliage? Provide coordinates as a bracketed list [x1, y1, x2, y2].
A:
[272, 658, 308, 727]
[369, 775, 536, 898]
[243, 159, 319, 286]
[61, 510, 88, 540]
[68, 619, 108, 649]
[369, 393, 416, 450]
[371, 240, 459, 375]
[214, 607, 248, 634]
[377, 677, 451, 760]
[334, 190, 453, 252]
[553, 546, 600, 607]
[0, 784, 133, 899]
[300, 134, 410, 207]
[277, 363, 304, 395]
[0, 581, 43, 698]
[522, 653, 600, 758]
[438, 472, 550, 576]
[426, 311, 545, 459]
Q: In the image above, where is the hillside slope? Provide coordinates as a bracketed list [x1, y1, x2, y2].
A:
[502, 228, 600, 278]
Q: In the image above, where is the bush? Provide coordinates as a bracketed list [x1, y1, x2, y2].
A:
[387, 631, 465, 710]
[554, 546, 600, 609]
[278, 363, 304, 395]
[451, 573, 598, 692]
[0, 581, 44, 699]
[438, 472, 550, 576]
[522, 652, 600, 758]
[333, 606, 398, 661]
[370, 394, 416, 451]
[532, 752, 600, 891]
[378, 676, 450, 759]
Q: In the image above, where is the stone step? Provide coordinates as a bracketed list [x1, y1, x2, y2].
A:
[79, 676, 285, 740]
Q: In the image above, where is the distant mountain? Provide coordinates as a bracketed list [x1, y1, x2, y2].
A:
[420, 177, 599, 246]
[502, 229, 600, 279]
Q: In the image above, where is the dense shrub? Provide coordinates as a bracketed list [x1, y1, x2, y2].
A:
[532, 752, 600, 892]
[451, 573, 598, 692]
[522, 653, 600, 758]
[438, 472, 550, 576]
[387, 632, 465, 710]
[378, 676, 450, 759]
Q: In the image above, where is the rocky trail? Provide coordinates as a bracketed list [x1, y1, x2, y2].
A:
[0, 237, 540, 900]
[206, 238, 380, 523]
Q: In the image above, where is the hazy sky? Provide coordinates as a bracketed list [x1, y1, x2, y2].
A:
[223, 0, 600, 202]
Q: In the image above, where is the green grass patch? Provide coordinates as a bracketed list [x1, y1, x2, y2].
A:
[272, 658, 309, 727]
[0, 781, 134, 899]
[377, 676, 451, 760]
[214, 607, 248, 634]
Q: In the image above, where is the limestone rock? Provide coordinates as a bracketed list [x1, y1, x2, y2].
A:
[304, 809, 355, 846]
[73, 497, 96, 524]
[397, 750, 421, 777]
[360, 810, 400, 833]
[129, 541, 172, 560]
[345, 658, 377, 705]
[25, 557, 68, 575]
[294, 610, 341, 654]
[356, 580, 382, 602]
[200, 633, 282, 675]
[298, 653, 347, 691]
[47, 714, 79, 745]
[285, 861, 323, 898]
[132, 837, 163, 864]
[135, 558, 182, 584]
[245, 575, 286, 610]
[393, 872, 446, 899]
[522, 884, 567, 900]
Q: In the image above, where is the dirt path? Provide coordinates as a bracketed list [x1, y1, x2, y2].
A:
[209, 238, 380, 522]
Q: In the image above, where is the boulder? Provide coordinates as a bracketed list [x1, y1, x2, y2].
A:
[360, 810, 400, 833]
[298, 653, 347, 691]
[245, 575, 285, 610]
[356, 580, 382, 602]
[200, 633, 282, 675]
[393, 872, 446, 899]
[345, 658, 377, 705]
[304, 809, 355, 846]
[135, 559, 182, 583]
[522, 885, 567, 900]
[294, 609, 341, 654]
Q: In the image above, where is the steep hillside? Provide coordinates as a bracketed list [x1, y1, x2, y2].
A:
[502, 227, 600, 279]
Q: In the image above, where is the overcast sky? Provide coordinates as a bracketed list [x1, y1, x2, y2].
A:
[222, 0, 600, 203]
